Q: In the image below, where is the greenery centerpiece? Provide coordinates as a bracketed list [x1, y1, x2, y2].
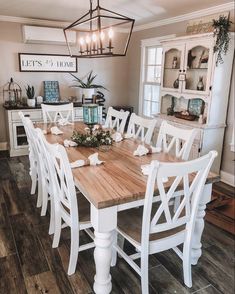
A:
[70, 71, 107, 98]
[212, 15, 232, 65]
[71, 127, 113, 148]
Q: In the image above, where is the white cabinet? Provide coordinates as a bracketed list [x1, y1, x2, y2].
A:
[158, 33, 234, 173]
[5, 106, 102, 157]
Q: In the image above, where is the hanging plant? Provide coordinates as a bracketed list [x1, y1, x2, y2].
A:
[212, 15, 232, 65]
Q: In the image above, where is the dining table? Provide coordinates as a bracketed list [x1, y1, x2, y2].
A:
[36, 121, 220, 294]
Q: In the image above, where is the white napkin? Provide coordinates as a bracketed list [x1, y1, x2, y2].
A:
[51, 126, 63, 135]
[133, 145, 149, 156]
[111, 132, 123, 143]
[151, 146, 162, 153]
[124, 133, 133, 139]
[58, 118, 73, 126]
[70, 160, 86, 168]
[88, 153, 104, 166]
[64, 139, 78, 147]
[141, 164, 168, 183]
[70, 153, 104, 169]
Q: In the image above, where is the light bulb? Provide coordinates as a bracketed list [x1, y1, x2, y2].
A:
[92, 33, 97, 42]
[86, 35, 91, 44]
[80, 37, 84, 45]
[108, 28, 114, 39]
[100, 31, 105, 40]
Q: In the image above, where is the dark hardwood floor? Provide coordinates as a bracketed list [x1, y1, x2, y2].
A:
[0, 152, 234, 294]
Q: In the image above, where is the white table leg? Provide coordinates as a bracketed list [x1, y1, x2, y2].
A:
[191, 183, 212, 265]
[91, 205, 117, 294]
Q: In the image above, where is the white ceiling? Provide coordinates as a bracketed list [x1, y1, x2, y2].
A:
[0, 0, 232, 25]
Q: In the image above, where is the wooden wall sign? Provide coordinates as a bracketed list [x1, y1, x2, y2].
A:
[19, 53, 77, 72]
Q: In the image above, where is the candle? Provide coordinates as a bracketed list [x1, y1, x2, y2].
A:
[108, 28, 114, 50]
[85, 35, 91, 54]
[100, 31, 105, 52]
[92, 33, 97, 52]
[79, 37, 84, 53]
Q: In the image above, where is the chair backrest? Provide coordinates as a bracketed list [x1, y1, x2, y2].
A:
[41, 103, 74, 123]
[156, 120, 198, 160]
[141, 151, 217, 246]
[126, 113, 157, 144]
[36, 129, 78, 225]
[104, 107, 130, 134]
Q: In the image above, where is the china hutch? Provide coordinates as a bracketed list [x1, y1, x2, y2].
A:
[156, 32, 234, 173]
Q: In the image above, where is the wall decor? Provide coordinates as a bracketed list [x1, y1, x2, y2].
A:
[44, 81, 60, 102]
[19, 53, 77, 72]
[186, 12, 229, 35]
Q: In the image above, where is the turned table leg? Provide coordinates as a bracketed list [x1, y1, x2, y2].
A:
[191, 183, 212, 265]
[91, 205, 117, 294]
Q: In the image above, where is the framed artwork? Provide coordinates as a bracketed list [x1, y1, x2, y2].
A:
[188, 98, 205, 116]
[44, 81, 60, 102]
[19, 53, 77, 72]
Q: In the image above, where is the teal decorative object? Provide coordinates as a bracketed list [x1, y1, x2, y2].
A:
[83, 104, 99, 134]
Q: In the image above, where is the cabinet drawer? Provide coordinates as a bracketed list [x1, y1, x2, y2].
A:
[11, 110, 42, 122]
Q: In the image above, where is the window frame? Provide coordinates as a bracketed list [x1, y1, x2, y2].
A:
[138, 35, 176, 117]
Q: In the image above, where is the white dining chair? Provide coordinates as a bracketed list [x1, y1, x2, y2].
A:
[113, 151, 217, 293]
[21, 116, 55, 234]
[104, 107, 130, 134]
[126, 113, 157, 144]
[41, 102, 74, 123]
[19, 112, 41, 204]
[156, 120, 198, 160]
[38, 130, 94, 275]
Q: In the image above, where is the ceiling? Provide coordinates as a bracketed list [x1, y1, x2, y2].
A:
[0, 0, 232, 26]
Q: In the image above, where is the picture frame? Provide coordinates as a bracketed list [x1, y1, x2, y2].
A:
[19, 53, 77, 72]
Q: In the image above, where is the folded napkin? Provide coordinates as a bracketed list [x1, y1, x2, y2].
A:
[111, 132, 123, 143]
[51, 126, 63, 135]
[141, 164, 168, 183]
[70, 153, 104, 169]
[124, 133, 133, 139]
[133, 145, 162, 156]
[58, 118, 73, 126]
[64, 139, 78, 147]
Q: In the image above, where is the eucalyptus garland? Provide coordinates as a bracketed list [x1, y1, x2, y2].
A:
[212, 16, 232, 65]
[71, 129, 113, 147]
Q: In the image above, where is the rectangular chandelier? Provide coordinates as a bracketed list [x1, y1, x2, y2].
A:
[64, 0, 135, 58]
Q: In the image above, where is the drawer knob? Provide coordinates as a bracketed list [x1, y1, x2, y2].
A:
[24, 114, 30, 117]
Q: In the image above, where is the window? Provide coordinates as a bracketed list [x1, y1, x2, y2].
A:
[139, 36, 175, 117]
[140, 45, 163, 117]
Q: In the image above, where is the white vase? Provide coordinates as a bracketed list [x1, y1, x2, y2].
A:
[27, 98, 36, 107]
[82, 88, 95, 99]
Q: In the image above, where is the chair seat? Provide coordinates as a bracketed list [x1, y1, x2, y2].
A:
[77, 193, 90, 223]
[117, 204, 185, 244]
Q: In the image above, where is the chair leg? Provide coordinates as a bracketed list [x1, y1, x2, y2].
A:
[41, 185, 48, 216]
[111, 230, 117, 267]
[52, 213, 61, 248]
[36, 178, 42, 208]
[67, 227, 79, 275]
[48, 197, 55, 235]
[183, 242, 192, 288]
[141, 253, 149, 294]
[30, 169, 37, 195]
[117, 233, 125, 258]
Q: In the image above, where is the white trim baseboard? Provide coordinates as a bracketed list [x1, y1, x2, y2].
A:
[0, 142, 8, 151]
[220, 170, 235, 187]
[0, 2, 233, 32]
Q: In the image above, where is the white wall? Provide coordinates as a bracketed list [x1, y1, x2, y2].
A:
[0, 21, 129, 142]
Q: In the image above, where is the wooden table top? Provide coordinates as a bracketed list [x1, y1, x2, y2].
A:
[36, 122, 220, 209]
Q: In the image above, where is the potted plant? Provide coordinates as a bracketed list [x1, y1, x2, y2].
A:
[70, 71, 106, 99]
[25, 85, 35, 107]
[212, 15, 232, 65]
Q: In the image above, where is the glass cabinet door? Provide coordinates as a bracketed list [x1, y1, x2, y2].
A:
[13, 123, 28, 149]
[161, 45, 185, 92]
[183, 40, 214, 95]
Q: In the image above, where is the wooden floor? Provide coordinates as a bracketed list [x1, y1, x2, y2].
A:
[0, 151, 234, 294]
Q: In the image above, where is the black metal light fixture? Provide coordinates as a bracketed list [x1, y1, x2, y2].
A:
[64, 0, 135, 58]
